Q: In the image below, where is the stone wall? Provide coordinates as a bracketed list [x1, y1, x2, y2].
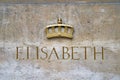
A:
[0, 0, 120, 3]
[0, 1, 120, 80]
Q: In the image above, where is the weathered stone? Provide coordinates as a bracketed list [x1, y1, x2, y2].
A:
[0, 0, 119, 3]
[0, 2, 120, 80]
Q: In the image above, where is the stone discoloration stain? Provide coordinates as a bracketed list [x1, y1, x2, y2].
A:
[0, 3, 120, 80]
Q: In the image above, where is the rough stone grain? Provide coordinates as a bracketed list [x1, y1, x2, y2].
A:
[0, 3, 120, 80]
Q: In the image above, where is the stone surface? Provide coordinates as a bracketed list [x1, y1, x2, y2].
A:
[0, 2, 120, 80]
[0, 0, 120, 3]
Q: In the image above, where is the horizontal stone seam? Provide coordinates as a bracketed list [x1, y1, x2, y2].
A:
[0, 2, 119, 5]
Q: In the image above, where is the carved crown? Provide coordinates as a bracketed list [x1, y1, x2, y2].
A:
[45, 18, 74, 39]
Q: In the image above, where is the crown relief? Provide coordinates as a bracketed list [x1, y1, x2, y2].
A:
[45, 18, 74, 39]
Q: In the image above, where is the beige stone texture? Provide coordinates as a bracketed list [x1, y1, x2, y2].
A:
[0, 0, 120, 3]
[0, 2, 120, 80]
